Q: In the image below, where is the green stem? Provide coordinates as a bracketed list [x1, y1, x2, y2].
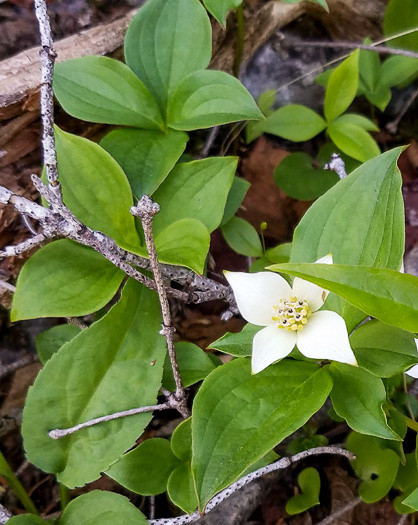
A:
[0, 449, 38, 515]
[405, 415, 418, 433]
[233, 4, 245, 78]
[59, 483, 70, 510]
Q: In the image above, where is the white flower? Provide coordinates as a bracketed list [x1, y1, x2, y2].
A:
[224, 254, 357, 374]
[406, 339, 418, 378]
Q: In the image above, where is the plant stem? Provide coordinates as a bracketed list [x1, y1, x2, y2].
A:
[0, 449, 38, 515]
[405, 415, 418, 433]
[233, 4, 245, 78]
[59, 484, 70, 511]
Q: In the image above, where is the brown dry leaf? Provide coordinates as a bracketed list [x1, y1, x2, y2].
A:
[324, 466, 357, 525]
[240, 136, 310, 243]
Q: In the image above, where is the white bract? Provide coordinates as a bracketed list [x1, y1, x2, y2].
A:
[406, 339, 418, 378]
[225, 254, 357, 374]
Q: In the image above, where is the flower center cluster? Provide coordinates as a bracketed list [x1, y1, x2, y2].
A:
[272, 296, 309, 331]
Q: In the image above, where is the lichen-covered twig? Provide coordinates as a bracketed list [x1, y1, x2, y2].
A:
[315, 496, 362, 525]
[49, 402, 170, 439]
[149, 446, 355, 525]
[325, 153, 347, 180]
[0, 503, 12, 524]
[0, 182, 235, 308]
[0, 354, 39, 381]
[132, 196, 190, 419]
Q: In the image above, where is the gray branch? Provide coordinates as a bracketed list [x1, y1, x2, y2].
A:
[0, 503, 11, 524]
[315, 496, 362, 525]
[0, 183, 235, 307]
[132, 196, 190, 418]
[150, 446, 355, 524]
[324, 153, 347, 180]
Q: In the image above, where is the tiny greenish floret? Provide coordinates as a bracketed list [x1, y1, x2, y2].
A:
[224, 254, 357, 374]
[272, 297, 309, 331]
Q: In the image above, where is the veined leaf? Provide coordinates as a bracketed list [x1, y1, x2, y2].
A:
[54, 56, 163, 130]
[22, 280, 166, 488]
[125, 0, 211, 115]
[192, 359, 332, 510]
[324, 51, 359, 122]
[269, 262, 418, 333]
[11, 240, 124, 321]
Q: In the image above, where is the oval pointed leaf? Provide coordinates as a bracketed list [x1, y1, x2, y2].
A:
[260, 104, 326, 142]
[153, 157, 237, 234]
[22, 280, 166, 488]
[54, 127, 141, 252]
[350, 320, 418, 377]
[221, 216, 263, 257]
[274, 152, 339, 200]
[329, 363, 400, 440]
[155, 218, 210, 274]
[7, 517, 48, 525]
[11, 240, 124, 321]
[125, 0, 212, 114]
[192, 359, 332, 509]
[106, 438, 180, 495]
[269, 262, 418, 333]
[208, 323, 261, 357]
[203, 0, 242, 26]
[100, 128, 188, 197]
[168, 70, 263, 130]
[324, 51, 359, 122]
[290, 148, 405, 331]
[54, 56, 163, 130]
[60, 491, 148, 524]
[328, 120, 380, 162]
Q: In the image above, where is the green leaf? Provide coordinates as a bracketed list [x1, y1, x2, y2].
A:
[203, 0, 242, 26]
[350, 320, 418, 377]
[60, 490, 148, 524]
[106, 438, 180, 495]
[394, 453, 418, 492]
[285, 468, 321, 515]
[7, 517, 48, 525]
[324, 51, 359, 122]
[346, 432, 400, 503]
[125, 0, 212, 115]
[54, 56, 163, 130]
[221, 217, 263, 257]
[54, 127, 141, 252]
[362, 86, 392, 112]
[359, 47, 381, 93]
[153, 157, 237, 234]
[155, 218, 210, 274]
[274, 152, 339, 201]
[11, 240, 124, 321]
[290, 148, 405, 331]
[328, 120, 380, 162]
[329, 363, 400, 440]
[402, 486, 418, 511]
[269, 262, 418, 334]
[168, 70, 263, 130]
[36, 324, 82, 364]
[100, 128, 188, 198]
[335, 113, 379, 132]
[380, 56, 418, 88]
[22, 280, 166, 488]
[384, 0, 418, 51]
[192, 359, 332, 510]
[172, 418, 193, 461]
[163, 342, 217, 391]
[220, 176, 251, 227]
[208, 323, 261, 357]
[260, 105, 327, 142]
[168, 464, 198, 514]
